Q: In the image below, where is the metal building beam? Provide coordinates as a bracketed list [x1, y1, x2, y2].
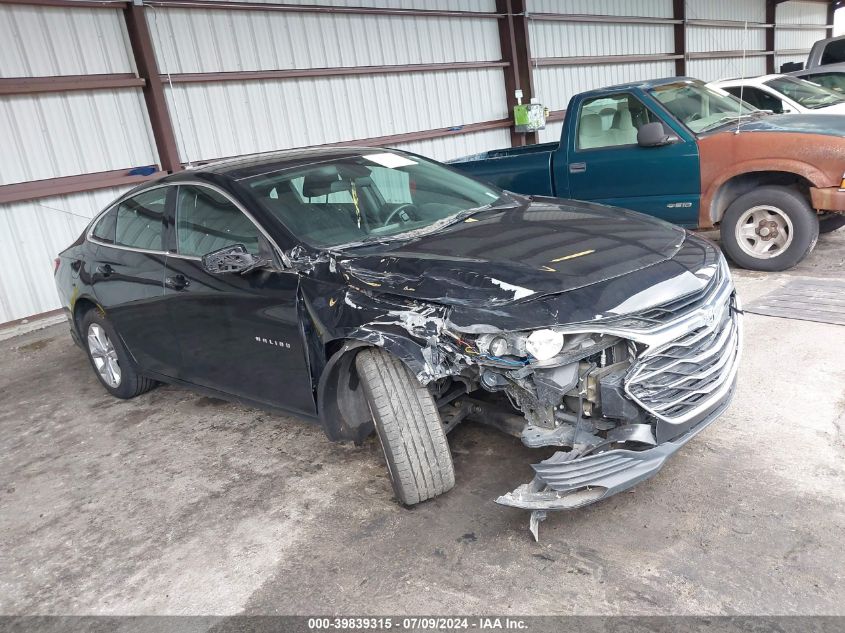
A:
[674, 0, 686, 76]
[496, 0, 536, 147]
[123, 3, 182, 173]
[0, 168, 164, 205]
[766, 0, 777, 73]
[141, 0, 502, 19]
[164, 61, 510, 85]
[0, 74, 145, 96]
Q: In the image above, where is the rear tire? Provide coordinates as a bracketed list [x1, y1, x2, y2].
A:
[355, 348, 455, 505]
[720, 186, 819, 272]
[819, 213, 845, 234]
[81, 308, 157, 399]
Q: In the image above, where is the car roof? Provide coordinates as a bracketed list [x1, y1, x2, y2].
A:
[189, 146, 407, 180]
[711, 74, 783, 86]
[792, 63, 845, 76]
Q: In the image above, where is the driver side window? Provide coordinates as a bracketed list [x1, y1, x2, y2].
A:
[577, 93, 659, 150]
[176, 185, 261, 257]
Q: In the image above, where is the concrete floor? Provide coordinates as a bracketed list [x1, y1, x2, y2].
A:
[1, 231, 844, 616]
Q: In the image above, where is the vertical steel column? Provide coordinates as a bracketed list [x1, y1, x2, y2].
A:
[124, 1, 182, 172]
[673, 0, 686, 75]
[765, 0, 777, 74]
[827, 1, 837, 37]
[496, 0, 537, 146]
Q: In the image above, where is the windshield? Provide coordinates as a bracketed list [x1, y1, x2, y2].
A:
[764, 76, 845, 108]
[649, 80, 757, 133]
[799, 72, 845, 94]
[244, 151, 507, 249]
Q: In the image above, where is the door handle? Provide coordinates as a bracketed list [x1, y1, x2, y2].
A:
[96, 264, 114, 277]
[165, 274, 190, 290]
[569, 162, 587, 174]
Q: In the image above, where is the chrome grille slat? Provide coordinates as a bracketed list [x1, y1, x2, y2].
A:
[624, 268, 741, 425]
[632, 316, 734, 385]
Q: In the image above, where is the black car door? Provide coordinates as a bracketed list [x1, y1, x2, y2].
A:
[162, 183, 316, 416]
[88, 186, 181, 376]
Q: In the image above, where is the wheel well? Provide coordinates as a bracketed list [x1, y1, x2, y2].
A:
[72, 298, 98, 337]
[711, 172, 813, 225]
[317, 341, 374, 444]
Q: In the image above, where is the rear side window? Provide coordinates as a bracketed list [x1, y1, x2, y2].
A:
[821, 39, 845, 65]
[91, 208, 116, 243]
[176, 185, 261, 257]
[723, 86, 784, 113]
[113, 189, 167, 251]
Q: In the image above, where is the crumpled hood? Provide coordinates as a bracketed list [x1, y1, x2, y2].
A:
[337, 198, 686, 307]
[731, 113, 845, 138]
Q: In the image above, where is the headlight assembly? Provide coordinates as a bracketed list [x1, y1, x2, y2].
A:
[525, 329, 565, 361]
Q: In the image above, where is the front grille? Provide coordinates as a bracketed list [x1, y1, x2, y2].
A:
[624, 290, 740, 424]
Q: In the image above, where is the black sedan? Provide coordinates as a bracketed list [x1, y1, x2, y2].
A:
[55, 148, 741, 538]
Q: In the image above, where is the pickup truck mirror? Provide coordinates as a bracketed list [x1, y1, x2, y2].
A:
[637, 122, 674, 147]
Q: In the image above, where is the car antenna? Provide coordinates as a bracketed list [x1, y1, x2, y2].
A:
[735, 19, 749, 135]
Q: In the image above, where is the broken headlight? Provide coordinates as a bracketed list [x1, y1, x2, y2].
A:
[525, 329, 565, 361]
[475, 329, 565, 361]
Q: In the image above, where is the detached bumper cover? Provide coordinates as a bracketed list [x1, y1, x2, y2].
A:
[496, 378, 736, 511]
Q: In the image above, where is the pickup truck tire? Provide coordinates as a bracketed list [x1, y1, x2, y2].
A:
[355, 348, 455, 506]
[720, 186, 819, 272]
[81, 309, 157, 399]
[818, 213, 845, 234]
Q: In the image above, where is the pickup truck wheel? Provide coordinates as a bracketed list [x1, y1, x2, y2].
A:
[81, 309, 157, 399]
[818, 213, 845, 234]
[720, 186, 819, 271]
[355, 348, 455, 506]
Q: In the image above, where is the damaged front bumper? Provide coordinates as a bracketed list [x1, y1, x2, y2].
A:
[496, 378, 735, 516]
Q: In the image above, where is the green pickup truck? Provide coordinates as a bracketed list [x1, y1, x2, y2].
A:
[452, 77, 845, 271]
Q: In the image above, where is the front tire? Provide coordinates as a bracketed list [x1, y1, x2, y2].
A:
[355, 348, 455, 505]
[81, 309, 157, 399]
[720, 186, 819, 271]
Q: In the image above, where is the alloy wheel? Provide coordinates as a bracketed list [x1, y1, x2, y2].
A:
[87, 323, 121, 388]
[735, 205, 794, 259]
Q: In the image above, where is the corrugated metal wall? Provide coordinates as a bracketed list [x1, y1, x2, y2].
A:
[147, 2, 508, 164]
[0, 2, 158, 324]
[686, 0, 768, 81]
[527, 0, 676, 143]
[776, 1, 829, 69]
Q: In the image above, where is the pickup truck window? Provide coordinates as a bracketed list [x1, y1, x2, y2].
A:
[246, 152, 504, 249]
[577, 93, 658, 150]
[821, 38, 845, 65]
[763, 76, 845, 109]
[650, 81, 755, 133]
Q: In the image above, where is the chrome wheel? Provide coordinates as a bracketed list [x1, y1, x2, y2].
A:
[735, 205, 794, 259]
[87, 323, 121, 388]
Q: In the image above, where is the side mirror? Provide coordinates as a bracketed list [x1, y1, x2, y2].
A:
[637, 122, 674, 147]
[201, 244, 263, 275]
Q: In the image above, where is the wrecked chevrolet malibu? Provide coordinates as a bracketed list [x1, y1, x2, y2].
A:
[54, 148, 742, 537]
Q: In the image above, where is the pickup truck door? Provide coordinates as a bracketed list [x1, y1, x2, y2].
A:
[559, 92, 701, 227]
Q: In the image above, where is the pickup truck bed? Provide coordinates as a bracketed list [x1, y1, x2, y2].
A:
[452, 142, 558, 197]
